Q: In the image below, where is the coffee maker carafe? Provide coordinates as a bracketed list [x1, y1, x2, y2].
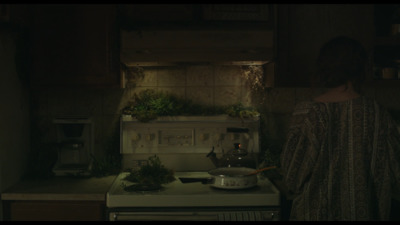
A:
[52, 118, 94, 176]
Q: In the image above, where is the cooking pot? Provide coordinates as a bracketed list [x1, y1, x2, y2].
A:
[179, 167, 275, 190]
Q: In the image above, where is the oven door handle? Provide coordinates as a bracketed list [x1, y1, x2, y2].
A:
[110, 211, 218, 221]
[109, 210, 279, 221]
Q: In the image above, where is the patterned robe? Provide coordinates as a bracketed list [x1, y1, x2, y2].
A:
[281, 96, 400, 221]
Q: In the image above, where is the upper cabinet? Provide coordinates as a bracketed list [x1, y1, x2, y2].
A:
[29, 4, 121, 88]
[372, 4, 400, 86]
[120, 29, 274, 66]
[117, 4, 276, 67]
[274, 4, 374, 88]
[118, 4, 274, 29]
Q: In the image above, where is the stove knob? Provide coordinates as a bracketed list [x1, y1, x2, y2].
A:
[146, 134, 154, 141]
[214, 133, 224, 141]
[131, 133, 140, 141]
[199, 133, 209, 141]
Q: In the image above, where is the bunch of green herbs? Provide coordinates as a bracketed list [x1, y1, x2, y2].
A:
[123, 155, 175, 187]
[122, 89, 259, 122]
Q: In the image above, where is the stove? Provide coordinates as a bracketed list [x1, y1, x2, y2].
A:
[106, 115, 280, 221]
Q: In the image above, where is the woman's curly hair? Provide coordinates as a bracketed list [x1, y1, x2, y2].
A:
[317, 36, 367, 89]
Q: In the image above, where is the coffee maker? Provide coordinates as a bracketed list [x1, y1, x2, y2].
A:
[52, 118, 94, 176]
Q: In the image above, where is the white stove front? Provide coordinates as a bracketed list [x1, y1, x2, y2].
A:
[107, 172, 280, 208]
[106, 116, 281, 221]
[118, 115, 261, 171]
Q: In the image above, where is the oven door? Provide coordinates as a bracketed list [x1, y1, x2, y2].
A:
[108, 207, 280, 221]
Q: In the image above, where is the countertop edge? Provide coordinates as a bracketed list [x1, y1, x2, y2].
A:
[1, 193, 106, 201]
[0, 175, 117, 202]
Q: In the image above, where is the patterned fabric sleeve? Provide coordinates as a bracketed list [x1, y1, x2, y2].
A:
[386, 112, 400, 193]
[280, 102, 324, 195]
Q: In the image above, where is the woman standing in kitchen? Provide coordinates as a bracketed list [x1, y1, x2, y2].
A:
[280, 36, 400, 221]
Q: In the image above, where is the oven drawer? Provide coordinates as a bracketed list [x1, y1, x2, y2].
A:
[109, 209, 280, 221]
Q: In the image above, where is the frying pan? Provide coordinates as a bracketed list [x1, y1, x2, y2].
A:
[179, 166, 276, 190]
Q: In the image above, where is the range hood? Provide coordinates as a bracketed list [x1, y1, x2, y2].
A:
[120, 29, 274, 66]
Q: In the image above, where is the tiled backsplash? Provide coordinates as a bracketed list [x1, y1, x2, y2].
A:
[30, 65, 400, 162]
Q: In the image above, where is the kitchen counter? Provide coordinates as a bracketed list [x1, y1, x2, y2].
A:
[1, 175, 117, 201]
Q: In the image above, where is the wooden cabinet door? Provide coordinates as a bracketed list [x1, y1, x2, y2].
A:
[30, 4, 120, 88]
[8, 200, 105, 221]
[275, 4, 374, 87]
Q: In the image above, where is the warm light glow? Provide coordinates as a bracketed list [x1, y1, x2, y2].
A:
[124, 61, 270, 67]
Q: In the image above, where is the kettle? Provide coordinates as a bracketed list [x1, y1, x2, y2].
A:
[206, 143, 256, 168]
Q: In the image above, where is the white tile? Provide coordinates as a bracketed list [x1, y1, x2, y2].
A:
[186, 66, 214, 86]
[157, 67, 186, 86]
[214, 86, 241, 106]
[136, 67, 157, 87]
[186, 87, 214, 106]
[214, 66, 242, 86]
[157, 87, 186, 100]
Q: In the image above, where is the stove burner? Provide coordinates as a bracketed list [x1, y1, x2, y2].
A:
[210, 184, 260, 191]
[123, 183, 165, 192]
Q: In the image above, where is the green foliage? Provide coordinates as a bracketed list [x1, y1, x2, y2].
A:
[124, 155, 175, 186]
[225, 103, 260, 118]
[122, 89, 259, 122]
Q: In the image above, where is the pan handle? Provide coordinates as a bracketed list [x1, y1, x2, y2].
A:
[247, 166, 277, 175]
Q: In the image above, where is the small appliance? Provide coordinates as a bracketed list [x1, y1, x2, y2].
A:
[52, 117, 94, 176]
